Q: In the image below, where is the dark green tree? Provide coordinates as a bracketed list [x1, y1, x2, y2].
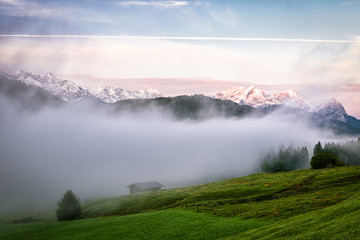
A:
[310, 152, 345, 169]
[313, 141, 323, 155]
[56, 190, 82, 221]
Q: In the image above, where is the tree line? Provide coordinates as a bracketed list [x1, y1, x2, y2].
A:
[311, 138, 360, 168]
[260, 138, 360, 173]
[260, 145, 310, 173]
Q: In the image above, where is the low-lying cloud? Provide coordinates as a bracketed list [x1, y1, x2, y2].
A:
[0, 94, 347, 215]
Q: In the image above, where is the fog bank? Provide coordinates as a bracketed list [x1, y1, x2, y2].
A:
[0, 96, 346, 215]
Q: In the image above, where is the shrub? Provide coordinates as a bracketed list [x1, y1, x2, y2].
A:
[310, 152, 345, 169]
[56, 190, 82, 221]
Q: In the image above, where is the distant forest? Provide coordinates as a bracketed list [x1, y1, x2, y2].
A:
[260, 138, 360, 173]
[260, 145, 310, 173]
[313, 138, 360, 167]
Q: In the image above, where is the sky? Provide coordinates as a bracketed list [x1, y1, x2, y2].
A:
[0, 0, 359, 117]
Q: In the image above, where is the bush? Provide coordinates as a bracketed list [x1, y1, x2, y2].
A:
[56, 190, 82, 221]
[310, 153, 345, 169]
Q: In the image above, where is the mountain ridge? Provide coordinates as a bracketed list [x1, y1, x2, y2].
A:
[1, 70, 359, 135]
[2, 70, 163, 103]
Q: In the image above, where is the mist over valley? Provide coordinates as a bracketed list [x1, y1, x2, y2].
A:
[1, 72, 358, 215]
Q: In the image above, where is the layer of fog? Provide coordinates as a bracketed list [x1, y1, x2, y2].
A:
[0, 95, 348, 215]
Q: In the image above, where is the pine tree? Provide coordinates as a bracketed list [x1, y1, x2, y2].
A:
[310, 152, 345, 169]
[56, 190, 82, 221]
[300, 146, 310, 168]
[313, 141, 323, 155]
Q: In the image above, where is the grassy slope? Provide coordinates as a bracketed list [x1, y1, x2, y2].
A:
[223, 192, 360, 240]
[83, 166, 360, 220]
[1, 166, 360, 239]
[0, 209, 270, 240]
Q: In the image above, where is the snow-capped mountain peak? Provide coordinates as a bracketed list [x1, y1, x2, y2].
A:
[215, 86, 349, 117]
[45, 72, 56, 80]
[274, 89, 298, 100]
[214, 85, 278, 107]
[214, 85, 314, 109]
[12, 70, 89, 101]
[318, 98, 347, 121]
[274, 89, 315, 111]
[86, 86, 163, 103]
[6, 70, 163, 103]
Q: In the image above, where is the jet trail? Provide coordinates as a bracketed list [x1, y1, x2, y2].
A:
[0, 35, 359, 43]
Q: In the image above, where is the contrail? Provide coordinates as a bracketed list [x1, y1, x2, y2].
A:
[0, 34, 359, 43]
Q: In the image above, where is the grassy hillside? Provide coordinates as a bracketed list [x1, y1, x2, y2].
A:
[223, 192, 360, 239]
[83, 166, 360, 220]
[1, 166, 360, 239]
[0, 209, 270, 240]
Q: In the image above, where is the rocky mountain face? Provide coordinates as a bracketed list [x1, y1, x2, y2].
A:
[3, 70, 163, 103]
[317, 98, 347, 122]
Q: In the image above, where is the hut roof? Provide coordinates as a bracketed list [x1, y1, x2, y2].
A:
[127, 181, 164, 190]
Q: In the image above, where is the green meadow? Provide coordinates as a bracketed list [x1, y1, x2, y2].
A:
[0, 210, 270, 240]
[1, 166, 360, 239]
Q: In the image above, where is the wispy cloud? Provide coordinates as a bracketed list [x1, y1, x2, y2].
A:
[340, 1, 358, 7]
[0, 0, 21, 5]
[208, 6, 240, 30]
[116, 0, 190, 8]
[0, 0, 66, 18]
[1, 34, 359, 43]
[0, 0, 112, 23]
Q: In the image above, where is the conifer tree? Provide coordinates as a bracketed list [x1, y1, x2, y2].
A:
[56, 190, 82, 221]
[313, 141, 323, 155]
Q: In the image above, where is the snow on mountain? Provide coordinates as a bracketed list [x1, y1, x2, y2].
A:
[214, 86, 314, 111]
[6, 70, 163, 102]
[87, 86, 162, 103]
[3, 71, 352, 124]
[214, 86, 277, 107]
[12, 70, 89, 101]
[317, 98, 347, 122]
[214, 85, 352, 124]
[273, 89, 315, 111]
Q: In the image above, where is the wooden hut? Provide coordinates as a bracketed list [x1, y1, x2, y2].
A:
[127, 181, 164, 194]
